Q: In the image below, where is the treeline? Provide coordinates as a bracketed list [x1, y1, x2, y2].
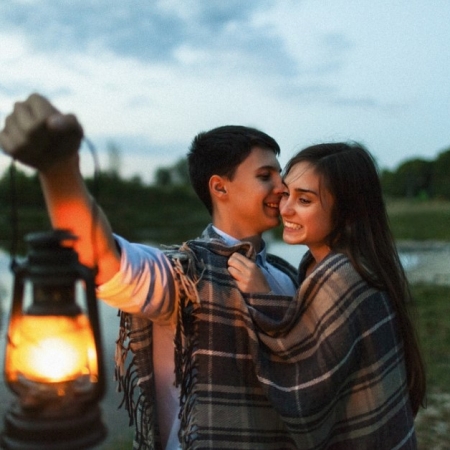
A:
[154, 146, 450, 201]
[380, 147, 450, 200]
[1, 146, 449, 252]
[0, 165, 209, 252]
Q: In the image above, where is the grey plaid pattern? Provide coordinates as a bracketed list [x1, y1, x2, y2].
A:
[116, 226, 416, 449]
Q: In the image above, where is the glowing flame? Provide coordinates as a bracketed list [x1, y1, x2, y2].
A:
[7, 314, 97, 383]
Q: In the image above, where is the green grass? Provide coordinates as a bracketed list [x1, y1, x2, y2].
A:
[97, 430, 134, 450]
[411, 284, 450, 392]
[410, 283, 450, 449]
[387, 199, 450, 241]
[384, 200, 450, 449]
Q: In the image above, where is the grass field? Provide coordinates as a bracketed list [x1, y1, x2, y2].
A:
[387, 199, 450, 241]
[411, 284, 450, 449]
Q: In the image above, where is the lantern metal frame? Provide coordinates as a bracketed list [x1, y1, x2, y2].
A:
[1, 229, 107, 450]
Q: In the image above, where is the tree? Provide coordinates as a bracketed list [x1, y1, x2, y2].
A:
[431, 148, 450, 199]
[154, 158, 190, 187]
[380, 168, 396, 197]
[155, 167, 172, 187]
[172, 158, 190, 186]
[106, 142, 122, 177]
[381, 158, 433, 199]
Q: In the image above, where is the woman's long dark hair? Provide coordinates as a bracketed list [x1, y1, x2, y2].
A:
[284, 142, 426, 415]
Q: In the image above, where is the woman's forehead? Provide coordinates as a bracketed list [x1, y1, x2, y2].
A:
[285, 162, 334, 204]
[284, 161, 317, 185]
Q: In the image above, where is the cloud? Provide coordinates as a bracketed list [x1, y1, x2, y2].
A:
[1, 1, 183, 59]
[0, 0, 346, 105]
[1, 0, 291, 70]
[1, 0, 449, 180]
[78, 135, 184, 182]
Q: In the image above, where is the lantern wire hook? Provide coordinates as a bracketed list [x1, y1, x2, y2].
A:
[8, 161, 19, 273]
[83, 137, 101, 277]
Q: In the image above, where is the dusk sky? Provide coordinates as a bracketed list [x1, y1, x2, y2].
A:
[1, 0, 449, 182]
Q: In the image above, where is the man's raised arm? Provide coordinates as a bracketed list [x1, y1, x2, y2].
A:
[0, 93, 120, 285]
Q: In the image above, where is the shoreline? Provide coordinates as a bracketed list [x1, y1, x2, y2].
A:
[396, 241, 450, 286]
[266, 239, 450, 287]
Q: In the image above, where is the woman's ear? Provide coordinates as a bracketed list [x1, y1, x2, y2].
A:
[209, 174, 227, 199]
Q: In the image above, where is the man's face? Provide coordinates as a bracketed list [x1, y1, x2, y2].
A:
[222, 147, 284, 238]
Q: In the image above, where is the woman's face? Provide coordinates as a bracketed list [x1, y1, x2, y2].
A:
[280, 161, 334, 263]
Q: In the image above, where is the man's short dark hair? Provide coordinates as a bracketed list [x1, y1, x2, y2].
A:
[187, 125, 280, 215]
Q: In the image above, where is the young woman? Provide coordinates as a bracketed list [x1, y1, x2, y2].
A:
[228, 142, 426, 449]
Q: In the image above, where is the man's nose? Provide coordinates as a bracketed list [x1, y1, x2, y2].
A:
[272, 174, 284, 193]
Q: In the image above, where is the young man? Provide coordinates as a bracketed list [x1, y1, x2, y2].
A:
[0, 94, 298, 450]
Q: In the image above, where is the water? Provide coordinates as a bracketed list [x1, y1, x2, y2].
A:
[267, 241, 420, 271]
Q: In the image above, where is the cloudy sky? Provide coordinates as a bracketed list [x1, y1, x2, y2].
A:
[1, 0, 449, 182]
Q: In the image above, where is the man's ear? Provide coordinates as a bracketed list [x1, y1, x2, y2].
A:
[209, 174, 227, 199]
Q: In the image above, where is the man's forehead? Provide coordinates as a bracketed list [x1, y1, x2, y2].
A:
[244, 146, 281, 170]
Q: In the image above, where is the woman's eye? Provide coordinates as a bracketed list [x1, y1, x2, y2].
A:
[299, 197, 311, 204]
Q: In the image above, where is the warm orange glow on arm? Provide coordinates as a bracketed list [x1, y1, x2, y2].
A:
[39, 156, 121, 285]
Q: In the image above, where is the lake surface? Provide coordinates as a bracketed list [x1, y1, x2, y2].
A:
[267, 240, 420, 271]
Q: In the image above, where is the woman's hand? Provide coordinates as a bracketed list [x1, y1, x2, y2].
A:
[228, 252, 271, 293]
[0, 93, 83, 173]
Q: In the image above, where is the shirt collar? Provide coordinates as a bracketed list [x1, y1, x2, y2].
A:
[211, 226, 268, 267]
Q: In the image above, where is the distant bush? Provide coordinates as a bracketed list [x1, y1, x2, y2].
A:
[381, 148, 450, 200]
[2, 145, 450, 254]
[0, 166, 209, 252]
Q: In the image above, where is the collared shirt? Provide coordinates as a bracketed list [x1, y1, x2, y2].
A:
[212, 226, 297, 296]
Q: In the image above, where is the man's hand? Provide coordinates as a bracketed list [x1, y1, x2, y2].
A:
[0, 93, 83, 172]
[228, 252, 271, 293]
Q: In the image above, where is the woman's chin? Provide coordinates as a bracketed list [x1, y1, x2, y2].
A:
[282, 231, 303, 246]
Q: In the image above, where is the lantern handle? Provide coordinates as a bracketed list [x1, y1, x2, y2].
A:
[4, 263, 26, 395]
[8, 161, 19, 272]
[77, 263, 106, 403]
[9, 263, 26, 326]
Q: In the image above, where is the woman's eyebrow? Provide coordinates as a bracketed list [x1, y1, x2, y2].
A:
[293, 187, 318, 196]
[282, 180, 319, 196]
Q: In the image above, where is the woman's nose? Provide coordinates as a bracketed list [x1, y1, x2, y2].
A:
[279, 197, 292, 216]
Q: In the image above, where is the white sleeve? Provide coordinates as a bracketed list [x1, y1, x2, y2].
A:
[96, 235, 178, 323]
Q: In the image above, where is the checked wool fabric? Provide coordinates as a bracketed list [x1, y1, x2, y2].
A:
[116, 227, 416, 449]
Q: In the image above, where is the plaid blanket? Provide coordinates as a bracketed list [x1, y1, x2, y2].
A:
[116, 229, 416, 449]
[115, 226, 298, 449]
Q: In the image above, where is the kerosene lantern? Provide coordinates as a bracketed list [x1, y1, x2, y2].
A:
[1, 229, 106, 450]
